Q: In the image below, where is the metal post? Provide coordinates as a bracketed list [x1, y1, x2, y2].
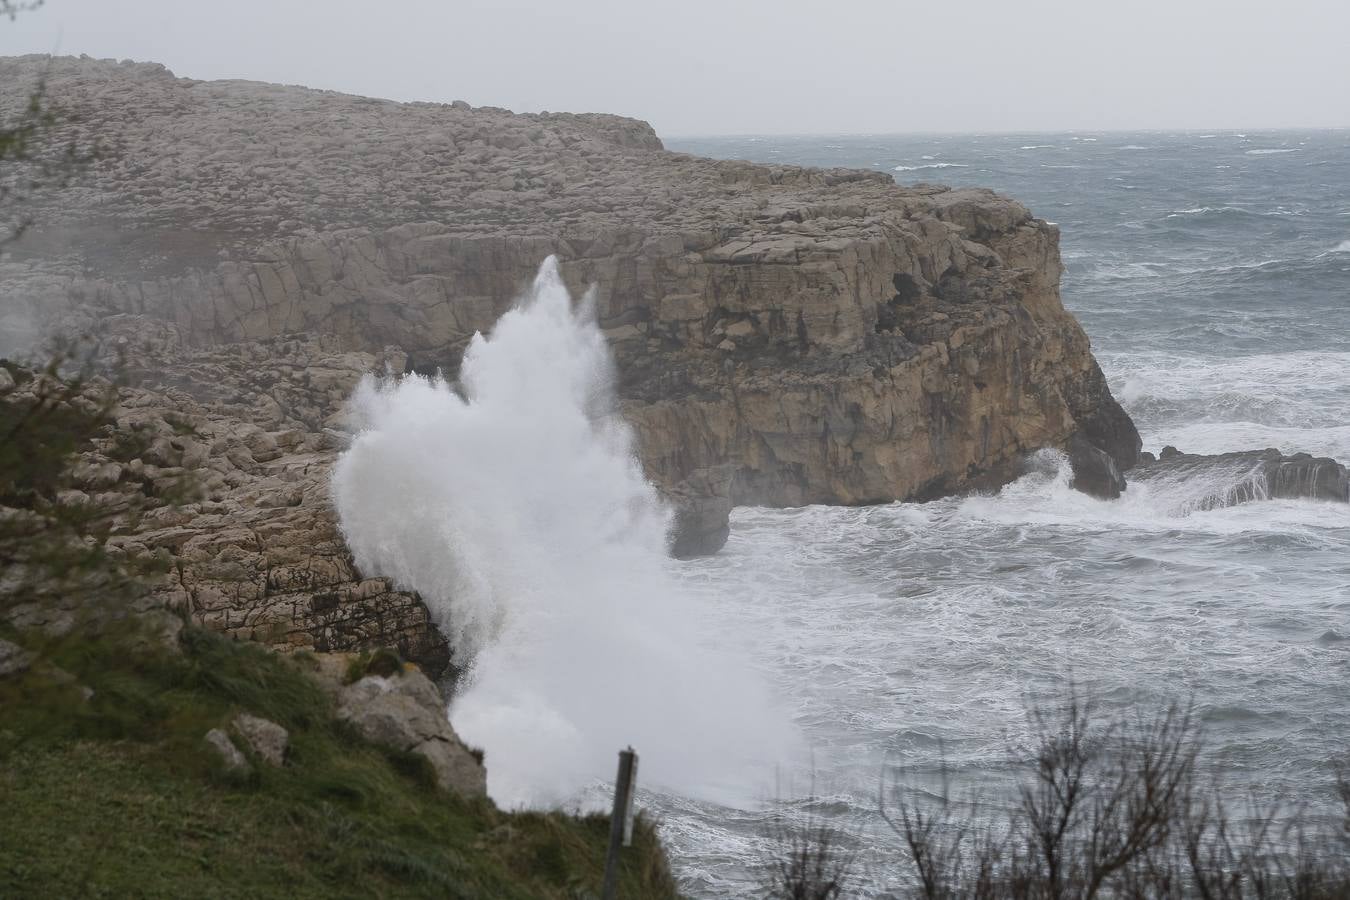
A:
[601, 746, 638, 900]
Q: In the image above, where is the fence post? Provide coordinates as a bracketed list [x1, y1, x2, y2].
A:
[601, 746, 639, 900]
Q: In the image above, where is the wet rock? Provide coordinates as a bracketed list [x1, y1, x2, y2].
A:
[1067, 432, 1127, 500]
[1267, 452, 1350, 501]
[1134, 448, 1349, 508]
[1317, 629, 1348, 647]
[232, 713, 288, 766]
[663, 466, 735, 559]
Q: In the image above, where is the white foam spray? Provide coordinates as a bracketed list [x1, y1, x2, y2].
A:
[332, 257, 797, 808]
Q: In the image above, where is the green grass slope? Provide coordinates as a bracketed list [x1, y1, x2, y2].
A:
[0, 626, 681, 899]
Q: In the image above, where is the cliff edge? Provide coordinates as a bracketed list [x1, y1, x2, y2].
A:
[0, 56, 1139, 667]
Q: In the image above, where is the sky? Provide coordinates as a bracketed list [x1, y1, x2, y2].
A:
[2, 0, 1348, 137]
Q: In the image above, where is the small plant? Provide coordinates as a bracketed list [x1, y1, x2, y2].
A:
[762, 814, 857, 900]
[877, 693, 1350, 899]
[342, 647, 405, 684]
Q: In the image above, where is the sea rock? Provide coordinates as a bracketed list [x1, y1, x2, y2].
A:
[1133, 448, 1349, 509]
[203, 727, 250, 772]
[662, 466, 735, 558]
[1067, 432, 1127, 500]
[232, 712, 288, 766]
[335, 668, 487, 798]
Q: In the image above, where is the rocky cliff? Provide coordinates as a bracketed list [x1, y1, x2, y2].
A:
[0, 56, 1139, 668]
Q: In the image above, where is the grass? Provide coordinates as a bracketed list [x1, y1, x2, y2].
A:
[0, 624, 682, 899]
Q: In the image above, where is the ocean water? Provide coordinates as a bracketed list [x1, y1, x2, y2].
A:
[650, 132, 1350, 895]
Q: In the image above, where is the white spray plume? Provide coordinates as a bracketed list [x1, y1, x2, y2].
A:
[332, 257, 797, 807]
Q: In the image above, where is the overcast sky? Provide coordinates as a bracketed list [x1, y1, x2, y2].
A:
[2, 0, 1347, 136]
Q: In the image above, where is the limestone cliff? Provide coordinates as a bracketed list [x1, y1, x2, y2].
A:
[0, 56, 1139, 667]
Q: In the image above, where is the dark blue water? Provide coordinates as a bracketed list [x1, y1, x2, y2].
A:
[650, 132, 1350, 896]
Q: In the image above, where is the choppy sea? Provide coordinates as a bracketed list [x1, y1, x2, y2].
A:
[648, 131, 1350, 896]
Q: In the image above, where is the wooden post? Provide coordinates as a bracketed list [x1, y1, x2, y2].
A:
[601, 746, 638, 900]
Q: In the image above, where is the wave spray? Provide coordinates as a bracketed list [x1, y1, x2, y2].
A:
[332, 257, 796, 807]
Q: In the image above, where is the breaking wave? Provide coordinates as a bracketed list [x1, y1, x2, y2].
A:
[893, 162, 968, 171]
[332, 257, 796, 808]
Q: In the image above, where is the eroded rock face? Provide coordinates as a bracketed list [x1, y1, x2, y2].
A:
[0, 56, 1139, 649]
[1133, 449, 1349, 509]
[0, 321, 452, 673]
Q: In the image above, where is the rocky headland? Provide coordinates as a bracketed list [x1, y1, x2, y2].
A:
[3, 54, 1149, 670]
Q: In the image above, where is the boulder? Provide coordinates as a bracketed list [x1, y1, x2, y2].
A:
[204, 728, 250, 772]
[232, 713, 288, 766]
[1067, 432, 1127, 500]
[335, 668, 486, 798]
[663, 466, 735, 559]
[1133, 448, 1349, 509]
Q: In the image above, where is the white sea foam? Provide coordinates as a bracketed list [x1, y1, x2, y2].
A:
[1246, 148, 1300, 155]
[956, 451, 1346, 530]
[893, 162, 968, 171]
[1109, 350, 1350, 460]
[1020, 144, 1055, 150]
[332, 257, 797, 808]
[652, 129, 1350, 897]
[1139, 422, 1350, 463]
[1166, 205, 1248, 217]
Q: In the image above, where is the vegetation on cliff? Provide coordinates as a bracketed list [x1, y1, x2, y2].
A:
[0, 624, 680, 898]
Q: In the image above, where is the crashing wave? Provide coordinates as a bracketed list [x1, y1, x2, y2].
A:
[893, 162, 969, 171]
[332, 257, 795, 808]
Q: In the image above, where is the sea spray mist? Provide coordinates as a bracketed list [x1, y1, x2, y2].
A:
[332, 257, 800, 808]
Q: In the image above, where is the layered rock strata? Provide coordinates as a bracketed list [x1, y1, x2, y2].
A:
[0, 318, 451, 672]
[1, 56, 1140, 657]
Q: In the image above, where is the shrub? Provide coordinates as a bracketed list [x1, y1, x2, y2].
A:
[762, 695, 1350, 898]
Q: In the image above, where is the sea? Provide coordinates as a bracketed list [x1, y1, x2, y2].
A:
[645, 131, 1350, 895]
